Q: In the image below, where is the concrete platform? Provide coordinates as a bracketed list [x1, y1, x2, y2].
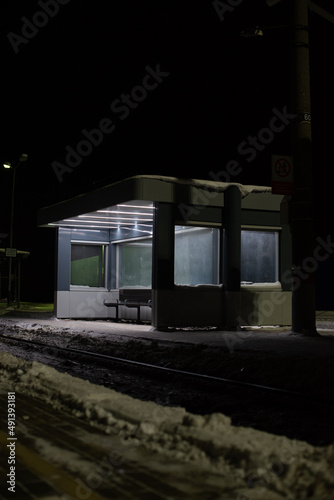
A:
[1, 311, 334, 359]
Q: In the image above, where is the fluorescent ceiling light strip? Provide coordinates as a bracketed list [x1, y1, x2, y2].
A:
[114, 223, 153, 227]
[121, 227, 153, 234]
[64, 219, 148, 225]
[61, 219, 153, 227]
[117, 204, 154, 209]
[49, 223, 120, 229]
[97, 210, 153, 216]
[78, 215, 153, 221]
[64, 219, 113, 224]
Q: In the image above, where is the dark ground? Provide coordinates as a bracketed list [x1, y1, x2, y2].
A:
[0, 312, 334, 446]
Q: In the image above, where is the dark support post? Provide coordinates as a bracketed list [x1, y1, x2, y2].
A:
[290, 0, 318, 335]
[224, 186, 242, 291]
[152, 202, 175, 328]
[17, 258, 21, 309]
[7, 167, 16, 307]
[223, 186, 241, 328]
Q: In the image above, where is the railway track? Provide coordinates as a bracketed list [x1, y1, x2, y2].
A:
[0, 332, 332, 406]
[1, 331, 334, 446]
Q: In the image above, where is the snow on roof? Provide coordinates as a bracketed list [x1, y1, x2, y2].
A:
[38, 175, 274, 227]
[139, 175, 272, 198]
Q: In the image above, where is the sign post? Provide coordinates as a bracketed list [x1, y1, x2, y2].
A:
[5, 248, 17, 258]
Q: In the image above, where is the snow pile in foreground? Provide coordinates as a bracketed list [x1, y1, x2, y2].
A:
[1, 351, 333, 500]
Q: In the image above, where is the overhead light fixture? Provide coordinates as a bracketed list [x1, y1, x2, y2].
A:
[97, 210, 153, 216]
[240, 26, 264, 37]
[77, 215, 153, 222]
[3, 154, 28, 170]
[117, 204, 154, 210]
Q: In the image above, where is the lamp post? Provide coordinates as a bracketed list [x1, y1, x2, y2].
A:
[3, 153, 28, 307]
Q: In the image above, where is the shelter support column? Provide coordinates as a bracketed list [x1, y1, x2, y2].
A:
[152, 202, 175, 328]
[223, 186, 241, 329]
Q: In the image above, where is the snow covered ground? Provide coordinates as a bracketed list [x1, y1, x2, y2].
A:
[1, 346, 334, 499]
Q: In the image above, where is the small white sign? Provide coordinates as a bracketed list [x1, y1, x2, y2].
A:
[272, 155, 293, 195]
[5, 248, 17, 258]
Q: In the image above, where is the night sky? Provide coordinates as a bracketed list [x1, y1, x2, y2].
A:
[0, 0, 333, 304]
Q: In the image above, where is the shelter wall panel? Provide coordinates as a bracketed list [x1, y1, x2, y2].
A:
[240, 290, 291, 326]
[55, 291, 70, 318]
[66, 290, 117, 319]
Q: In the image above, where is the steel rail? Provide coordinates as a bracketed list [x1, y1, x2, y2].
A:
[0, 333, 332, 405]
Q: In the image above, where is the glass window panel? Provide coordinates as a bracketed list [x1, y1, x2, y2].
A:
[174, 227, 219, 285]
[71, 244, 105, 287]
[241, 230, 278, 283]
[118, 240, 152, 288]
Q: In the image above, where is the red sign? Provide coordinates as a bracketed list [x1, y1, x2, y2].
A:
[271, 155, 293, 195]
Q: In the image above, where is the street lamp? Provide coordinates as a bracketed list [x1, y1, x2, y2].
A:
[2, 153, 28, 307]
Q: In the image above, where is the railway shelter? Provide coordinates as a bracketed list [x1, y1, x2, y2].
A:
[38, 175, 292, 329]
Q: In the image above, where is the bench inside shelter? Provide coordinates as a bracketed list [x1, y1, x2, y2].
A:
[104, 288, 152, 323]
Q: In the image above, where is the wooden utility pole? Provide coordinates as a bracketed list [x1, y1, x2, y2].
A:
[289, 0, 318, 335]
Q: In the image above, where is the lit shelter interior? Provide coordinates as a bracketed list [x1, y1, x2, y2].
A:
[38, 176, 292, 329]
